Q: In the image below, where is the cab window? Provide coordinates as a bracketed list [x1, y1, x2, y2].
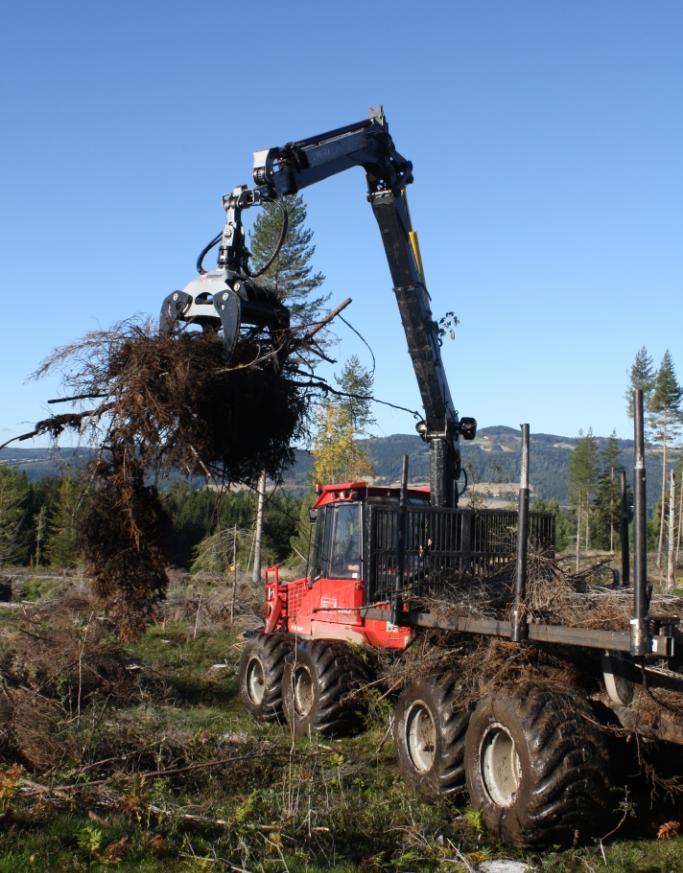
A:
[329, 503, 362, 578]
[312, 502, 362, 580]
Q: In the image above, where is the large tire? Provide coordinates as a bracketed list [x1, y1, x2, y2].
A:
[238, 633, 292, 721]
[282, 640, 367, 738]
[464, 683, 611, 847]
[393, 673, 470, 796]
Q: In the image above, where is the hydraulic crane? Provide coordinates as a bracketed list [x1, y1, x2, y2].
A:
[160, 106, 476, 507]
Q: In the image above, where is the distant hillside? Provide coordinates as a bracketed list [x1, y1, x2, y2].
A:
[285, 426, 666, 509]
[0, 426, 669, 509]
[0, 446, 92, 480]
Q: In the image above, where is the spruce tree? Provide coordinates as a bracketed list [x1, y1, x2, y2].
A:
[249, 194, 329, 326]
[290, 495, 316, 567]
[568, 429, 598, 568]
[626, 346, 655, 419]
[0, 467, 29, 566]
[191, 526, 249, 574]
[45, 475, 83, 567]
[25, 477, 61, 565]
[262, 492, 299, 562]
[334, 354, 376, 432]
[248, 194, 328, 573]
[593, 431, 621, 552]
[649, 350, 682, 568]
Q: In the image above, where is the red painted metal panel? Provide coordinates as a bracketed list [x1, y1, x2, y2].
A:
[312, 482, 430, 509]
[262, 563, 414, 651]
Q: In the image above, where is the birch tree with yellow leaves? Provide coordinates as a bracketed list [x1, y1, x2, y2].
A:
[290, 355, 375, 564]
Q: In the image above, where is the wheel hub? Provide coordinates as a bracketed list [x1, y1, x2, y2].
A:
[405, 700, 437, 773]
[293, 665, 315, 716]
[480, 723, 521, 808]
[246, 657, 266, 705]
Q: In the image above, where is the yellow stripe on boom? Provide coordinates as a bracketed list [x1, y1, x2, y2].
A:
[409, 230, 425, 282]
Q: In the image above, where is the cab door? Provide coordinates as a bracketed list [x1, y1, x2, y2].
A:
[309, 502, 364, 625]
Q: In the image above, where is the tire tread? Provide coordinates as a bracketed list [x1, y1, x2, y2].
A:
[465, 682, 611, 847]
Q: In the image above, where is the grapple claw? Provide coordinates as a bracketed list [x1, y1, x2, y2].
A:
[159, 290, 193, 335]
[159, 270, 290, 364]
[213, 288, 241, 360]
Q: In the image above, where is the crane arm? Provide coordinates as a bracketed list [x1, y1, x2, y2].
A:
[250, 107, 475, 506]
[251, 106, 412, 197]
[164, 108, 475, 506]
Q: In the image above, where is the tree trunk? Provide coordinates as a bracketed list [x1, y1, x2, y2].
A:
[34, 505, 47, 567]
[584, 494, 591, 552]
[575, 501, 581, 573]
[230, 524, 238, 622]
[252, 470, 267, 585]
[676, 466, 683, 566]
[666, 470, 676, 592]
[609, 465, 615, 554]
[657, 438, 668, 568]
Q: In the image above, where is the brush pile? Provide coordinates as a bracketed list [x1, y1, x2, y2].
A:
[0, 592, 286, 792]
[0, 595, 143, 770]
[382, 632, 589, 712]
[417, 552, 683, 632]
[21, 320, 312, 635]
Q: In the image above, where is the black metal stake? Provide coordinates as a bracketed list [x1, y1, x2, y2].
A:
[393, 454, 409, 626]
[619, 468, 630, 588]
[631, 389, 648, 656]
[512, 424, 530, 642]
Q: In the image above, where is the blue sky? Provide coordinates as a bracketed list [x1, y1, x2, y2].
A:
[1, 0, 681, 449]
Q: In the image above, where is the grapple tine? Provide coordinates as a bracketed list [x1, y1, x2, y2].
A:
[159, 290, 192, 335]
[213, 289, 242, 361]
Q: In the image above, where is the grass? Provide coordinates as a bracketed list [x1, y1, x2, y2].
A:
[127, 621, 241, 707]
[0, 581, 681, 871]
[1, 760, 682, 872]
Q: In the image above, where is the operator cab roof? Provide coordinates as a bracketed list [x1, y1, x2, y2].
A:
[313, 481, 431, 509]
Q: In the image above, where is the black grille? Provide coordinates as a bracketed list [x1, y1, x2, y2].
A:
[367, 506, 554, 604]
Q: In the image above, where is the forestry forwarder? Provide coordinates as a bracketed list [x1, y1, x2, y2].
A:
[164, 109, 683, 848]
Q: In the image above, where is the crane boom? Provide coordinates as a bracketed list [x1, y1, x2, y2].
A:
[162, 107, 476, 506]
[251, 107, 475, 506]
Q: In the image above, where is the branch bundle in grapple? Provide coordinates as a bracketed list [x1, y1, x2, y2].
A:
[36, 323, 307, 481]
[28, 321, 309, 636]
